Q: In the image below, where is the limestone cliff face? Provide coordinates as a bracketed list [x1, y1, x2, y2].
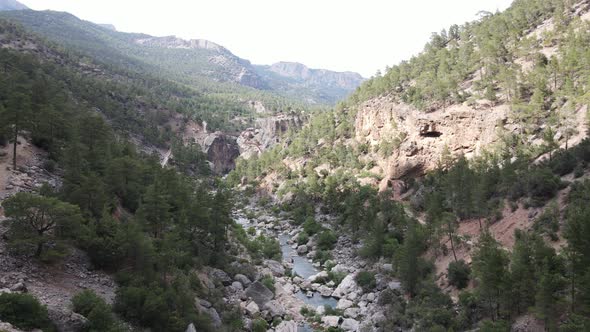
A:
[238, 115, 303, 159]
[201, 133, 240, 174]
[354, 96, 511, 183]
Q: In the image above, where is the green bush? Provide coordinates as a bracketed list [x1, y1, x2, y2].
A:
[355, 271, 376, 291]
[317, 230, 337, 250]
[261, 275, 276, 293]
[252, 318, 268, 332]
[72, 290, 105, 316]
[447, 260, 471, 289]
[296, 232, 309, 245]
[0, 293, 54, 331]
[303, 218, 323, 235]
[314, 250, 332, 264]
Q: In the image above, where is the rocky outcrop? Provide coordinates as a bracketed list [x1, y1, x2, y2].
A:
[354, 97, 511, 184]
[266, 62, 364, 91]
[200, 132, 240, 174]
[238, 114, 303, 159]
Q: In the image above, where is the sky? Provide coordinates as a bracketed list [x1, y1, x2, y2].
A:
[19, 0, 514, 77]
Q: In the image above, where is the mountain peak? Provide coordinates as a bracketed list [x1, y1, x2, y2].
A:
[0, 0, 28, 11]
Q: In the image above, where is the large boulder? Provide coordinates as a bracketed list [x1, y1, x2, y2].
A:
[245, 281, 274, 307]
[186, 323, 197, 332]
[245, 301, 260, 316]
[264, 260, 285, 276]
[234, 274, 252, 287]
[275, 320, 298, 332]
[332, 274, 360, 298]
[296, 245, 308, 255]
[263, 300, 286, 319]
[336, 298, 354, 310]
[341, 318, 360, 331]
[209, 268, 232, 286]
[321, 315, 341, 327]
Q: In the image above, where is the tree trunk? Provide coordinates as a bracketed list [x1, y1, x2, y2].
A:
[35, 242, 43, 257]
[448, 228, 457, 262]
[12, 121, 18, 169]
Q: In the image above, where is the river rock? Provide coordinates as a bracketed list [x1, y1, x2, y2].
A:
[186, 323, 197, 332]
[234, 274, 252, 287]
[382, 264, 393, 272]
[231, 281, 244, 291]
[308, 271, 328, 283]
[318, 285, 333, 297]
[366, 292, 375, 302]
[344, 307, 360, 319]
[245, 281, 274, 307]
[336, 298, 353, 310]
[245, 301, 260, 315]
[293, 276, 304, 285]
[263, 300, 286, 318]
[275, 320, 297, 332]
[297, 245, 308, 254]
[316, 305, 326, 315]
[321, 315, 341, 327]
[341, 318, 360, 331]
[265, 260, 285, 276]
[332, 274, 359, 298]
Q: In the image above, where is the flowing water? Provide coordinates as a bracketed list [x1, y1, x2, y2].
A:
[235, 216, 337, 331]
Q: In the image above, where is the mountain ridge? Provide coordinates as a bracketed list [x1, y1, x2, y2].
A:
[0, 0, 27, 11]
[0, 8, 363, 105]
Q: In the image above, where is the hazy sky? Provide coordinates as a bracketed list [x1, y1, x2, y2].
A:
[19, 0, 514, 77]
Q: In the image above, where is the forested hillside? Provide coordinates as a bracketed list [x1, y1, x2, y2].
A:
[228, 0, 590, 330]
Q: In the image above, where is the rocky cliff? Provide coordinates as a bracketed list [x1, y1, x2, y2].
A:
[238, 114, 303, 159]
[266, 62, 364, 91]
[354, 97, 510, 182]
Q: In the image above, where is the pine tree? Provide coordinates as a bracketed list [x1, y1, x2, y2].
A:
[472, 231, 509, 320]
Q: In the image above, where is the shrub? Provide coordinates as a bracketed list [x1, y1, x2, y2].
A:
[261, 275, 276, 293]
[0, 293, 54, 331]
[72, 290, 104, 316]
[314, 250, 332, 264]
[447, 260, 471, 289]
[303, 218, 322, 235]
[317, 230, 337, 250]
[355, 271, 376, 291]
[297, 232, 309, 245]
[252, 318, 268, 332]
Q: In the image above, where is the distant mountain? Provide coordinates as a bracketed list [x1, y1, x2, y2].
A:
[0, 9, 363, 105]
[256, 62, 365, 104]
[0, 0, 28, 11]
[98, 23, 116, 31]
[268, 62, 363, 90]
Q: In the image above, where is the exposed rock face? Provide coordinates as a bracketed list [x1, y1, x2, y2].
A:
[200, 132, 240, 174]
[238, 114, 303, 159]
[267, 62, 364, 91]
[354, 96, 510, 183]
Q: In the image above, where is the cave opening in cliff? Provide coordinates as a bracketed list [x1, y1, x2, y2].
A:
[421, 131, 443, 138]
